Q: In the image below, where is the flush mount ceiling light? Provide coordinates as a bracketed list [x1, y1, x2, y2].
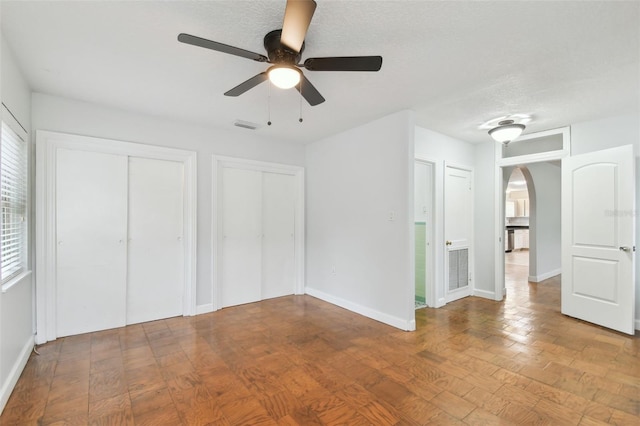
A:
[478, 114, 532, 130]
[267, 65, 301, 89]
[488, 120, 526, 145]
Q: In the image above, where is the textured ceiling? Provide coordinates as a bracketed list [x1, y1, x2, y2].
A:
[2, 0, 638, 144]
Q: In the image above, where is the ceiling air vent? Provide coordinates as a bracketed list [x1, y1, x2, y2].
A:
[234, 120, 260, 130]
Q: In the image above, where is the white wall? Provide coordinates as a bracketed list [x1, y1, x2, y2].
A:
[1, 44, 30, 125]
[474, 141, 497, 299]
[415, 126, 478, 304]
[526, 162, 561, 281]
[0, 37, 34, 414]
[31, 93, 305, 312]
[415, 127, 475, 166]
[571, 114, 640, 327]
[305, 110, 415, 330]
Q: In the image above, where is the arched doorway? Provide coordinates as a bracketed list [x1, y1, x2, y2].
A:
[504, 167, 533, 286]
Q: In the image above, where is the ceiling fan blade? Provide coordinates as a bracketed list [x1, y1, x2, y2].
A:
[303, 56, 383, 72]
[178, 33, 268, 62]
[281, 0, 317, 53]
[296, 75, 325, 106]
[224, 72, 269, 97]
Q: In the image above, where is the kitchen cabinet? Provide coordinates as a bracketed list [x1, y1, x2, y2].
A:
[506, 199, 529, 218]
[516, 199, 529, 217]
[514, 229, 529, 250]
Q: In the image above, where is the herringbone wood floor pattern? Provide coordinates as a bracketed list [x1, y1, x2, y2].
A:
[1, 251, 638, 425]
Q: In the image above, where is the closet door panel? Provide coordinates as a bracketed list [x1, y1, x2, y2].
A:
[56, 148, 128, 337]
[127, 157, 184, 324]
[220, 168, 262, 307]
[261, 172, 296, 300]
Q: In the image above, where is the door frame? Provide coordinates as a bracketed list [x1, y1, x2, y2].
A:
[35, 131, 197, 344]
[493, 127, 570, 301]
[414, 157, 437, 308]
[212, 155, 305, 311]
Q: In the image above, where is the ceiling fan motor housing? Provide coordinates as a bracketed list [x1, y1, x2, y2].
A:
[264, 29, 303, 64]
[177, 0, 381, 106]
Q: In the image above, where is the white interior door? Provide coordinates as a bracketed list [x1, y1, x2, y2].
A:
[220, 167, 262, 307]
[444, 166, 473, 303]
[56, 148, 128, 337]
[562, 145, 635, 334]
[127, 157, 184, 325]
[262, 172, 296, 300]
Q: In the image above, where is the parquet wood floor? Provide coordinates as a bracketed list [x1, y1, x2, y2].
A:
[1, 253, 638, 425]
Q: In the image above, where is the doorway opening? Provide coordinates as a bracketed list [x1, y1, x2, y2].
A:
[414, 160, 434, 310]
[502, 161, 562, 300]
[494, 127, 569, 302]
[504, 166, 531, 289]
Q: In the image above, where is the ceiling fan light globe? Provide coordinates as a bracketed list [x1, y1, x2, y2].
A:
[268, 66, 301, 89]
[489, 123, 525, 144]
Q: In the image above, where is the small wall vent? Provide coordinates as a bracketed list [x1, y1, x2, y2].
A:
[234, 120, 260, 130]
[448, 248, 469, 291]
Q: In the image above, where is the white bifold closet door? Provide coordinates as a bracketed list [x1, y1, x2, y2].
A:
[221, 168, 263, 307]
[220, 167, 295, 308]
[55, 150, 185, 337]
[56, 149, 129, 337]
[261, 172, 295, 300]
[127, 157, 184, 325]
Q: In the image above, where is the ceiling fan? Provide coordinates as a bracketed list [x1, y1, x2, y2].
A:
[177, 0, 382, 106]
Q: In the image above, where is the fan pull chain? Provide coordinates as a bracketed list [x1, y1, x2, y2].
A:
[267, 81, 272, 126]
[299, 83, 303, 123]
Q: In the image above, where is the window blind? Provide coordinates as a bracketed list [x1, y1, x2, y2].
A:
[1, 122, 28, 283]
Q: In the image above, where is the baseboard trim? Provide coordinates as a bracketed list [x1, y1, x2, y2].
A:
[305, 287, 415, 331]
[0, 334, 34, 414]
[635, 318, 640, 331]
[195, 303, 214, 315]
[473, 289, 496, 300]
[528, 268, 561, 283]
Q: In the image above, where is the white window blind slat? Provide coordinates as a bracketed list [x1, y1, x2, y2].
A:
[1, 121, 28, 283]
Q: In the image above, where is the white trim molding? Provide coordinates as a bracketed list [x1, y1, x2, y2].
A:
[305, 287, 416, 331]
[196, 303, 214, 315]
[496, 126, 571, 167]
[211, 155, 305, 312]
[473, 288, 496, 300]
[528, 268, 562, 283]
[494, 126, 571, 305]
[35, 130, 197, 344]
[413, 156, 438, 310]
[0, 335, 33, 413]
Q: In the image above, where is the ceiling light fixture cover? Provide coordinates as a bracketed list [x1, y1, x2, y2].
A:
[488, 120, 525, 145]
[268, 65, 301, 89]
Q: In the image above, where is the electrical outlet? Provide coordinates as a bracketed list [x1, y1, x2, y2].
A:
[388, 211, 396, 221]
